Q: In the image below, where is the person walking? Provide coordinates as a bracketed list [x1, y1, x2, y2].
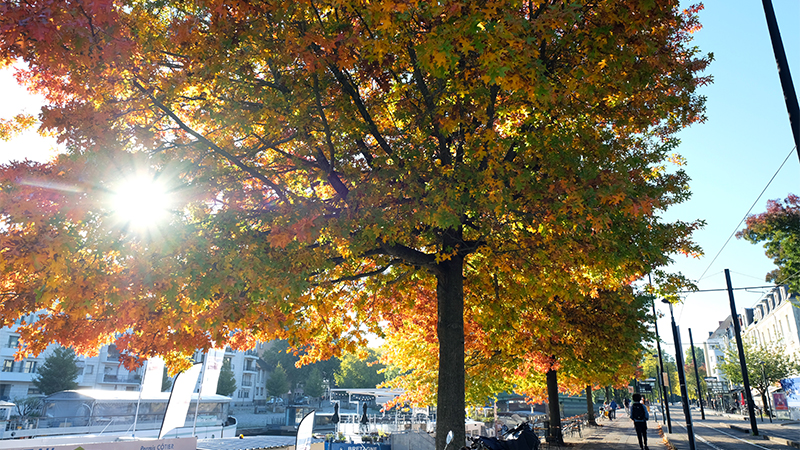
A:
[624, 397, 631, 413]
[609, 399, 618, 420]
[629, 393, 649, 450]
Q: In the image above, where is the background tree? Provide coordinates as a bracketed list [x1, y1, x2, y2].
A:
[0, 1, 709, 447]
[260, 340, 340, 392]
[738, 194, 800, 292]
[335, 350, 386, 389]
[216, 358, 237, 397]
[304, 368, 326, 407]
[684, 346, 707, 401]
[717, 338, 800, 413]
[640, 350, 680, 403]
[265, 363, 291, 404]
[11, 396, 42, 419]
[161, 366, 173, 392]
[32, 347, 80, 396]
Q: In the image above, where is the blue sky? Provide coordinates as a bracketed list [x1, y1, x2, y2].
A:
[1, 2, 799, 358]
[660, 0, 800, 356]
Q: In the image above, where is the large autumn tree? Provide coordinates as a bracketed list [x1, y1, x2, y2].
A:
[0, 1, 708, 447]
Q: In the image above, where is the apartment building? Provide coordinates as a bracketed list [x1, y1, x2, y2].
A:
[1, 317, 267, 405]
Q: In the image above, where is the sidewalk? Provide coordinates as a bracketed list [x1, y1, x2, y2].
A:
[560, 416, 663, 449]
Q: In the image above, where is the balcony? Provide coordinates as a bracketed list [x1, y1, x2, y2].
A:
[244, 349, 259, 357]
[102, 374, 141, 384]
[105, 353, 121, 362]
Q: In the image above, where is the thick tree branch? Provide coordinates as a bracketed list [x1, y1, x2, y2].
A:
[380, 243, 437, 267]
[320, 260, 402, 285]
[324, 63, 399, 165]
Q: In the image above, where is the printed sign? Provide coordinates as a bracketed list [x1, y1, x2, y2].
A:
[774, 392, 789, 411]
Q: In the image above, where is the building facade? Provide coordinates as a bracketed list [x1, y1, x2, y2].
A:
[1, 317, 266, 405]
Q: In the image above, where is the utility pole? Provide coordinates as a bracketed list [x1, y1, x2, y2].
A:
[653, 298, 672, 432]
[725, 269, 759, 436]
[762, 0, 800, 162]
[663, 300, 696, 450]
[688, 329, 706, 420]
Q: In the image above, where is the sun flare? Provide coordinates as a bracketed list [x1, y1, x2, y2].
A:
[111, 175, 173, 232]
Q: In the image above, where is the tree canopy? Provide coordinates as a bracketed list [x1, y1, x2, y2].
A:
[335, 349, 386, 389]
[738, 194, 800, 293]
[32, 347, 81, 396]
[0, 0, 708, 446]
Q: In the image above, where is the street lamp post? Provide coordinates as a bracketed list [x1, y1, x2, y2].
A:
[688, 329, 705, 420]
[762, 364, 773, 424]
[725, 269, 759, 435]
[652, 298, 672, 432]
[663, 299, 696, 450]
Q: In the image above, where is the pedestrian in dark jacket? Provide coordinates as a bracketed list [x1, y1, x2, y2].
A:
[629, 393, 649, 450]
[609, 399, 618, 420]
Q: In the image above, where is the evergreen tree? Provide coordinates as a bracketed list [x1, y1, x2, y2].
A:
[216, 358, 237, 397]
[265, 363, 290, 401]
[304, 367, 326, 406]
[161, 366, 173, 392]
[32, 347, 80, 395]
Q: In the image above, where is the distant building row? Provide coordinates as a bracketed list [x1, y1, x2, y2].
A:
[0, 314, 272, 404]
[704, 285, 800, 387]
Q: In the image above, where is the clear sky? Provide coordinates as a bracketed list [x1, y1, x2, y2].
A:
[1, 2, 799, 360]
[659, 0, 800, 358]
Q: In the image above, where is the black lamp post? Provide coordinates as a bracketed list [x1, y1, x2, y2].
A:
[652, 298, 672, 432]
[762, 363, 773, 423]
[662, 299, 696, 450]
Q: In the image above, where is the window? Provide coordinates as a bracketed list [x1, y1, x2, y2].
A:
[2, 360, 13, 372]
[6, 335, 18, 348]
[27, 387, 40, 396]
[23, 360, 36, 373]
[84, 365, 94, 375]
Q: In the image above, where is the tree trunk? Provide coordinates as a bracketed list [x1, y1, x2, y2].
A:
[586, 385, 597, 426]
[435, 254, 465, 450]
[546, 368, 563, 444]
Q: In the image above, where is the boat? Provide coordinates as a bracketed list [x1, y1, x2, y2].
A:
[0, 389, 236, 442]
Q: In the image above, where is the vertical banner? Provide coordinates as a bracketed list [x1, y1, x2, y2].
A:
[141, 356, 165, 395]
[159, 363, 202, 439]
[295, 410, 315, 450]
[199, 348, 225, 397]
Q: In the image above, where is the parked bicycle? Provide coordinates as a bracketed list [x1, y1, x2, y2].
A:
[461, 421, 540, 450]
